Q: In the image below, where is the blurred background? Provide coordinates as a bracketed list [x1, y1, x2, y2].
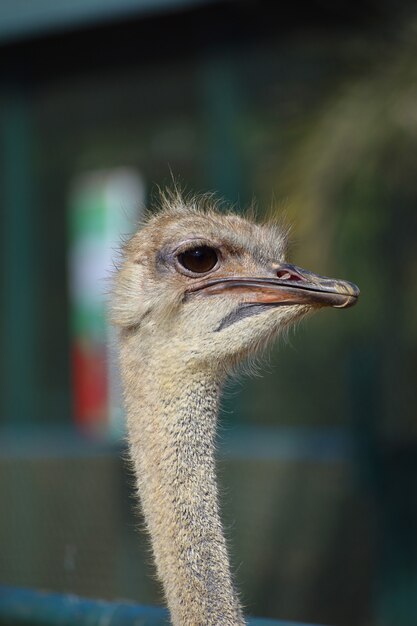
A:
[1, 1, 417, 625]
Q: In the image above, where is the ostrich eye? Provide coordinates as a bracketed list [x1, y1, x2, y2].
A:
[177, 246, 218, 274]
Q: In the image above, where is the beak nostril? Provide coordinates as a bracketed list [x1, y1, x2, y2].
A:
[276, 269, 303, 281]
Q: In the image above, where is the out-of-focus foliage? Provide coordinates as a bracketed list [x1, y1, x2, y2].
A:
[236, 17, 417, 438]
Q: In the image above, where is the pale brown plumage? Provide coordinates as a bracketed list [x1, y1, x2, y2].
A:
[111, 191, 359, 626]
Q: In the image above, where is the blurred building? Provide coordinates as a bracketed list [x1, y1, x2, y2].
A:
[1, 1, 417, 625]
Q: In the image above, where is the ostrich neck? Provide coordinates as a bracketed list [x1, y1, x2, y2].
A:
[121, 339, 245, 626]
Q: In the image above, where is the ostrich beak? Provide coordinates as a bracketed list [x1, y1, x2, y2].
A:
[188, 263, 359, 309]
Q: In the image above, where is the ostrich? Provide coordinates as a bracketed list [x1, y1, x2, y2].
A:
[111, 192, 359, 626]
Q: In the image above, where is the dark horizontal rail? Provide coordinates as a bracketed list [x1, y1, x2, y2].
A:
[0, 586, 321, 626]
[0, 425, 352, 463]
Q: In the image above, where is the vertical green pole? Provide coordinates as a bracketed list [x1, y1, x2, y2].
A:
[0, 92, 38, 425]
[201, 53, 245, 204]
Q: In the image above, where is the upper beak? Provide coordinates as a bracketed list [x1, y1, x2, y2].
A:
[187, 263, 359, 309]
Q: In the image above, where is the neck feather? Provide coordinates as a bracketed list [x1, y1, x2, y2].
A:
[120, 336, 245, 626]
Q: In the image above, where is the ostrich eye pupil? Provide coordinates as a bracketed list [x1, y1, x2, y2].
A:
[178, 246, 218, 273]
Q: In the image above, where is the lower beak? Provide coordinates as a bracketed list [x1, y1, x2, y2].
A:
[187, 263, 359, 309]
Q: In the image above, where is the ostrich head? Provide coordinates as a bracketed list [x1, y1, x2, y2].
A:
[112, 193, 359, 374]
[112, 192, 359, 626]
